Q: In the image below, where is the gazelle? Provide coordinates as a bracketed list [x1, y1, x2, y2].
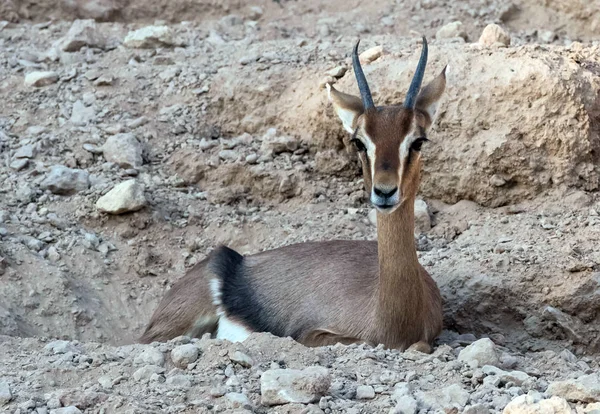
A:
[139, 37, 446, 352]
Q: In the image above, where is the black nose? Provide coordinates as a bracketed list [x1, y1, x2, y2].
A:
[373, 187, 398, 198]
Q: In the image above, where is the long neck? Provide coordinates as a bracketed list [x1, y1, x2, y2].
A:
[375, 197, 423, 328]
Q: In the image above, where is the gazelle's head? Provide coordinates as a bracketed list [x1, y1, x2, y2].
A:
[328, 38, 446, 214]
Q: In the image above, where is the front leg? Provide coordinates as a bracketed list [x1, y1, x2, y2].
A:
[302, 329, 372, 347]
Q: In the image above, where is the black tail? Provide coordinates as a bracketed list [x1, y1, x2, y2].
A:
[209, 246, 283, 337]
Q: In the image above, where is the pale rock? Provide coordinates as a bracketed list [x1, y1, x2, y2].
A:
[356, 385, 375, 400]
[40, 165, 90, 195]
[50, 407, 82, 414]
[96, 180, 146, 214]
[210, 386, 227, 397]
[417, 384, 470, 411]
[133, 365, 165, 382]
[94, 75, 115, 88]
[538, 30, 557, 43]
[245, 153, 258, 164]
[479, 24, 511, 47]
[14, 144, 35, 158]
[124, 26, 177, 49]
[27, 238, 44, 252]
[503, 392, 572, 414]
[547, 374, 600, 403]
[325, 66, 347, 78]
[359, 45, 383, 64]
[150, 373, 164, 383]
[248, 6, 263, 20]
[47, 246, 61, 262]
[56, 19, 107, 52]
[133, 347, 165, 366]
[70, 100, 95, 126]
[166, 374, 192, 389]
[482, 365, 531, 386]
[230, 350, 254, 368]
[127, 116, 149, 129]
[559, 349, 577, 363]
[585, 402, 600, 412]
[260, 366, 331, 406]
[219, 149, 239, 160]
[83, 143, 102, 154]
[24, 71, 59, 87]
[83, 233, 100, 250]
[158, 67, 180, 82]
[436, 21, 468, 40]
[10, 158, 28, 170]
[101, 133, 143, 168]
[171, 344, 199, 368]
[458, 338, 501, 368]
[46, 397, 61, 409]
[199, 138, 218, 150]
[239, 54, 259, 65]
[0, 380, 11, 405]
[26, 125, 47, 136]
[226, 392, 252, 409]
[392, 382, 413, 401]
[44, 340, 81, 355]
[464, 404, 491, 414]
[391, 395, 418, 414]
[261, 128, 300, 155]
[16, 184, 34, 202]
[206, 30, 226, 46]
[97, 375, 113, 389]
[414, 199, 432, 234]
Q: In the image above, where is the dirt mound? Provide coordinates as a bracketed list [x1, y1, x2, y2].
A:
[210, 40, 600, 206]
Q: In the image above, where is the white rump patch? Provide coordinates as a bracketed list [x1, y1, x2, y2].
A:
[216, 314, 251, 343]
[209, 278, 223, 310]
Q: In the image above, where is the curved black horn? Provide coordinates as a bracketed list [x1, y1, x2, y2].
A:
[404, 36, 428, 109]
[352, 40, 375, 110]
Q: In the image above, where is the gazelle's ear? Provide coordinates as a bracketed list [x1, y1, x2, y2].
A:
[327, 84, 364, 134]
[415, 65, 447, 129]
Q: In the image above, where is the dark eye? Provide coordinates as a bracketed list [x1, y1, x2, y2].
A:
[410, 137, 429, 152]
[351, 138, 366, 152]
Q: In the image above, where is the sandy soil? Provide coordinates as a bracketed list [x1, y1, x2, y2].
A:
[0, 0, 599, 412]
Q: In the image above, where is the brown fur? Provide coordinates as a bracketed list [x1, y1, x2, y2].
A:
[139, 61, 447, 352]
[138, 256, 219, 343]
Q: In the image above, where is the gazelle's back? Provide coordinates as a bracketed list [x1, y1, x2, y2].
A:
[214, 240, 380, 344]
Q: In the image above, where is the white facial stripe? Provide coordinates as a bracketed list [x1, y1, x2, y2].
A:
[400, 137, 411, 162]
[361, 132, 377, 179]
[399, 132, 422, 179]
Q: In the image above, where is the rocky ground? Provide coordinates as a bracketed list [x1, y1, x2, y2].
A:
[0, 0, 600, 412]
